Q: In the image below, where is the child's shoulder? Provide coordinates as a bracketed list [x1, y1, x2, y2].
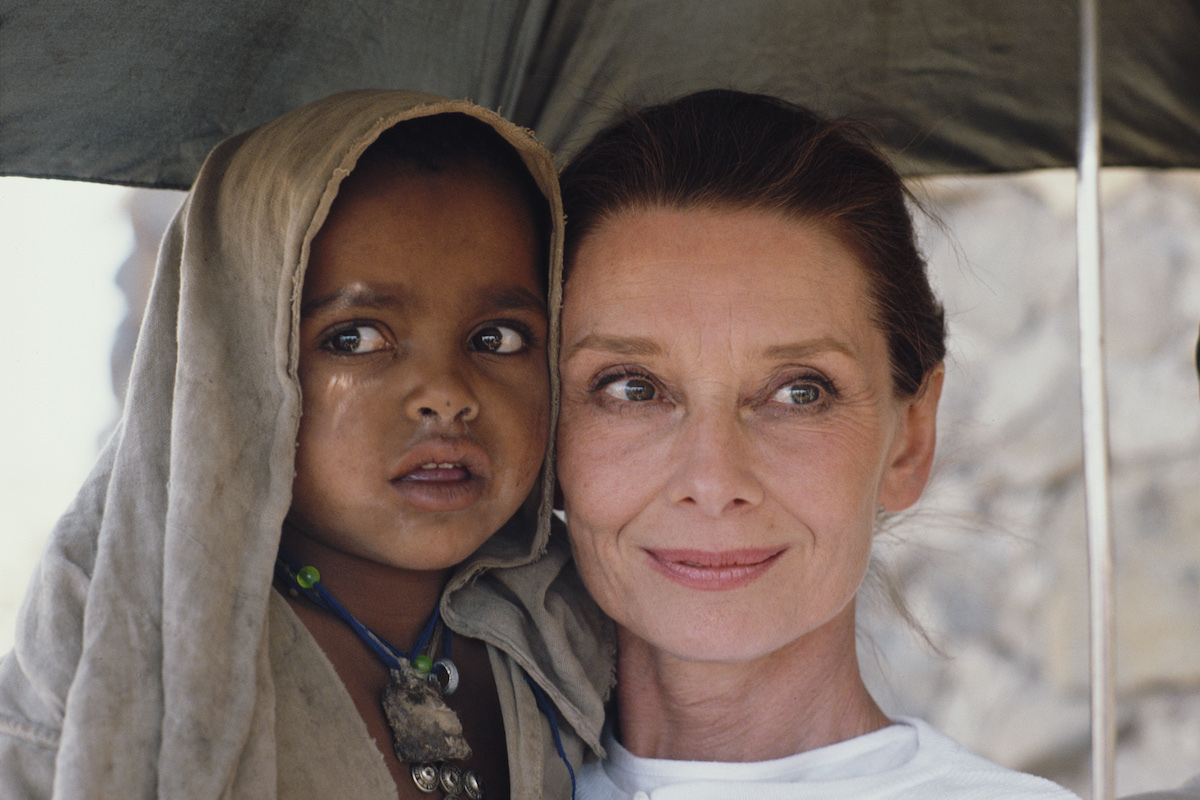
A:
[445, 523, 616, 753]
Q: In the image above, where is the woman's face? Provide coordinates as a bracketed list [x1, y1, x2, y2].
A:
[557, 205, 941, 664]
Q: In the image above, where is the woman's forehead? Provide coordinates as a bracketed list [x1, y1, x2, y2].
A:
[561, 206, 886, 363]
[566, 206, 869, 304]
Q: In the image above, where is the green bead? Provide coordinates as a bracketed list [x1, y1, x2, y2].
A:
[296, 565, 320, 589]
[413, 655, 433, 675]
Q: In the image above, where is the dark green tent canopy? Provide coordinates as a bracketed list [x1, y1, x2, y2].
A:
[2, 0, 1198, 189]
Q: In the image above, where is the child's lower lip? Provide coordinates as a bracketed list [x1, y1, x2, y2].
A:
[644, 547, 785, 591]
[392, 468, 483, 512]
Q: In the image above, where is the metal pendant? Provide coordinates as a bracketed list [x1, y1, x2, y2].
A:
[432, 657, 460, 695]
[438, 762, 463, 795]
[410, 761, 484, 799]
[462, 768, 485, 800]
[412, 763, 441, 793]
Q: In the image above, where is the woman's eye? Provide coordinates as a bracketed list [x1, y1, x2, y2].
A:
[773, 381, 822, 406]
[471, 325, 526, 354]
[323, 325, 388, 354]
[603, 377, 657, 402]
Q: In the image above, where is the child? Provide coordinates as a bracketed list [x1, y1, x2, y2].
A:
[0, 90, 613, 800]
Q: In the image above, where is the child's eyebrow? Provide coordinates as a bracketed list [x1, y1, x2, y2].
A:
[299, 285, 545, 319]
[300, 285, 407, 318]
[482, 286, 546, 316]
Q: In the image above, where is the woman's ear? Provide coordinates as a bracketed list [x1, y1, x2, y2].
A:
[879, 364, 944, 513]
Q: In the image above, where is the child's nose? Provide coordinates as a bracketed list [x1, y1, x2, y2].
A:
[403, 368, 480, 425]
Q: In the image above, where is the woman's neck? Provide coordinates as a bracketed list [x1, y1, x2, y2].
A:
[614, 602, 890, 762]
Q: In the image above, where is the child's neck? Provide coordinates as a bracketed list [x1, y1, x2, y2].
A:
[278, 528, 449, 651]
[277, 528, 511, 797]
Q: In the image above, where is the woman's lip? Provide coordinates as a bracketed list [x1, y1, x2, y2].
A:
[644, 547, 786, 591]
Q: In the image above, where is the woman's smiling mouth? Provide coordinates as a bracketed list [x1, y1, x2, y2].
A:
[644, 547, 786, 591]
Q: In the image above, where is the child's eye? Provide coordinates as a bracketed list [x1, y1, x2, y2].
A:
[603, 376, 657, 402]
[470, 325, 527, 354]
[322, 324, 389, 354]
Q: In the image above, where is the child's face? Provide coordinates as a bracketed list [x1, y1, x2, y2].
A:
[287, 159, 549, 572]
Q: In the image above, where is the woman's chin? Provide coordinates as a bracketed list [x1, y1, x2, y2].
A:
[620, 617, 794, 667]
[615, 594, 858, 670]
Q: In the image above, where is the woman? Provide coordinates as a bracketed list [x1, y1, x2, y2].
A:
[554, 90, 1078, 798]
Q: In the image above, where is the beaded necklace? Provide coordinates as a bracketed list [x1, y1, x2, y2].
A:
[275, 553, 484, 799]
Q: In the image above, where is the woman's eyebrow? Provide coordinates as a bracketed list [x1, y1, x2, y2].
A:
[763, 338, 855, 360]
[564, 333, 661, 360]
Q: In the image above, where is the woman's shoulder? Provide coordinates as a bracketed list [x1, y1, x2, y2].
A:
[897, 717, 1080, 799]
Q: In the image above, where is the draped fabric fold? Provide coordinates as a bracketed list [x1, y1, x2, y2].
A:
[2, 0, 1198, 188]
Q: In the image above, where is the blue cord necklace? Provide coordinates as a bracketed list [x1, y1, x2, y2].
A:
[275, 553, 482, 799]
[274, 552, 457, 689]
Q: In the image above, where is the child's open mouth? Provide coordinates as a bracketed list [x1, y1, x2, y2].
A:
[390, 443, 489, 512]
[402, 462, 472, 482]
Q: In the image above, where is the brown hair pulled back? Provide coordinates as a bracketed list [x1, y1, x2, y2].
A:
[559, 89, 946, 398]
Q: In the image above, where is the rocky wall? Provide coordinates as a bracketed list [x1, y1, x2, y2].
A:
[860, 169, 1200, 797]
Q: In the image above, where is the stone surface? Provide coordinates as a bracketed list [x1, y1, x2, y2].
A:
[861, 169, 1200, 797]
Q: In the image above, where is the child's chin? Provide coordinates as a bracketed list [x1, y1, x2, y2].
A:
[393, 538, 495, 573]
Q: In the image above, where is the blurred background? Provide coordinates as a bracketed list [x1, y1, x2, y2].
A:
[1, 168, 1198, 796]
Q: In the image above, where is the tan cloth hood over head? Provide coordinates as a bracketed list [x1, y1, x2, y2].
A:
[0, 90, 604, 799]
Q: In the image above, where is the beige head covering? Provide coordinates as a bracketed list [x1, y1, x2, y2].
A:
[0, 90, 607, 799]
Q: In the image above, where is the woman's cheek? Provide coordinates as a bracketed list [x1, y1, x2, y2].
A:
[566, 412, 655, 504]
[558, 429, 615, 523]
[559, 395, 616, 459]
[559, 415, 641, 545]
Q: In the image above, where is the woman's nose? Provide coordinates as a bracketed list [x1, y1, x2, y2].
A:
[665, 407, 764, 515]
[402, 361, 480, 425]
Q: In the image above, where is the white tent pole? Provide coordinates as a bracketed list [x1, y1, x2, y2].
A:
[1076, 0, 1116, 798]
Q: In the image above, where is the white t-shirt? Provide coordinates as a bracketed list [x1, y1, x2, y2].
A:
[578, 717, 1079, 800]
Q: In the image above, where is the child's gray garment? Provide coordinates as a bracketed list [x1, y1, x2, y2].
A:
[0, 89, 614, 800]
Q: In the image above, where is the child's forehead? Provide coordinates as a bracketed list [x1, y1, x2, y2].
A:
[342, 152, 532, 207]
[319, 157, 540, 243]
[300, 157, 546, 320]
